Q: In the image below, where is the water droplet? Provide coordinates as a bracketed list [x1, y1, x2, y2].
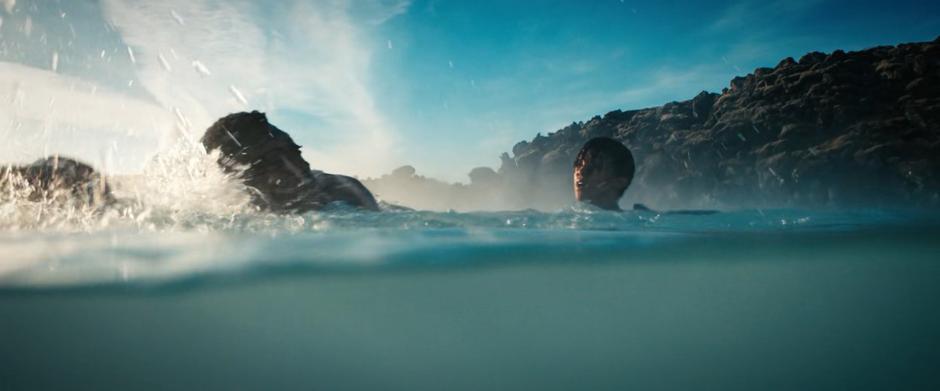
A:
[387, 40, 393, 49]
[229, 85, 248, 105]
[158, 52, 172, 72]
[23, 15, 32, 37]
[170, 9, 185, 26]
[192, 60, 211, 76]
[224, 129, 242, 147]
[51, 51, 58, 72]
[173, 107, 190, 129]
[126, 46, 136, 64]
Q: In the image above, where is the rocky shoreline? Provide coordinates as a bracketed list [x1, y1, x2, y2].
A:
[473, 37, 940, 210]
[7, 38, 940, 212]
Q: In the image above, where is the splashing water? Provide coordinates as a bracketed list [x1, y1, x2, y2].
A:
[192, 60, 211, 76]
[3, 160, 940, 390]
[1, 136, 938, 289]
[229, 85, 248, 105]
[1, 4, 938, 390]
[126, 45, 136, 63]
[0, 139, 935, 290]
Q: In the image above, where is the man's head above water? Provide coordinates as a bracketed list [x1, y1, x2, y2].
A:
[573, 137, 636, 210]
[201, 111, 312, 179]
[200, 111, 379, 212]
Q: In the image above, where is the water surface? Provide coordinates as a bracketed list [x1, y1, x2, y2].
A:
[2, 208, 939, 390]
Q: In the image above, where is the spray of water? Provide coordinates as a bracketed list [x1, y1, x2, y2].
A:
[0, 138, 318, 234]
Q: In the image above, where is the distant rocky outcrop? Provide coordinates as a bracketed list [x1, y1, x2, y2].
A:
[496, 37, 940, 209]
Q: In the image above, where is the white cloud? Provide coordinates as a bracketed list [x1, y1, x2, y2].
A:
[0, 0, 409, 177]
[100, 0, 410, 177]
[0, 61, 173, 171]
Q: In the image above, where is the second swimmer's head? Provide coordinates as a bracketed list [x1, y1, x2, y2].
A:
[573, 137, 635, 210]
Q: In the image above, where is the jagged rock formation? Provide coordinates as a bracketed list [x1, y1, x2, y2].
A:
[498, 37, 940, 209]
[201, 111, 379, 212]
[0, 156, 114, 206]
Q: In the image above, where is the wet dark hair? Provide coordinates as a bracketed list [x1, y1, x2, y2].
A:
[201, 111, 311, 174]
[200, 111, 379, 212]
[573, 137, 636, 187]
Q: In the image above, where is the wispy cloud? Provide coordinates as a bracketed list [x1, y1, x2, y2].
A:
[0, 0, 409, 176]
[0, 61, 173, 170]
[351, 0, 412, 25]
[101, 0, 410, 176]
[708, 0, 823, 32]
[536, 64, 732, 120]
[612, 65, 729, 107]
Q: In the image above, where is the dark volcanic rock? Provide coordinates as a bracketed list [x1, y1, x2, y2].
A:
[201, 111, 379, 212]
[497, 38, 940, 209]
[1, 156, 114, 206]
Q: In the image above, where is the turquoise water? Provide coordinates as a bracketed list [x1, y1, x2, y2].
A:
[2, 208, 940, 390]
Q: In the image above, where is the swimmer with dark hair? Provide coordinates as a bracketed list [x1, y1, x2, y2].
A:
[573, 137, 717, 215]
[573, 137, 636, 211]
[201, 111, 379, 212]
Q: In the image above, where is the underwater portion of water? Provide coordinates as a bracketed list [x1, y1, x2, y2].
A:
[1, 207, 940, 390]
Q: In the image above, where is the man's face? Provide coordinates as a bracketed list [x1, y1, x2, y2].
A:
[574, 158, 628, 210]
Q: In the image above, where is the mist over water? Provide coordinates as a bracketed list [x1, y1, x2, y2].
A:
[0, 149, 934, 289]
[2, 1, 940, 390]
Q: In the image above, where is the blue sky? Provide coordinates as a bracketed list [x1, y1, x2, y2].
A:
[0, 0, 938, 181]
[358, 0, 940, 180]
